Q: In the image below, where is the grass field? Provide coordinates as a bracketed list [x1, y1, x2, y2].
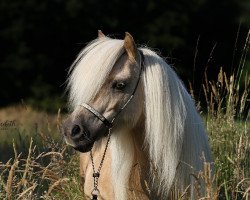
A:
[0, 45, 249, 199]
[0, 106, 84, 199]
[0, 69, 249, 200]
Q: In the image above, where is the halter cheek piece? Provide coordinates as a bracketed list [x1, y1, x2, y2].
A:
[80, 50, 144, 129]
[79, 50, 144, 200]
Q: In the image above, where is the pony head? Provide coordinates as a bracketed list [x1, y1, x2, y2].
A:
[62, 32, 144, 152]
[62, 31, 212, 199]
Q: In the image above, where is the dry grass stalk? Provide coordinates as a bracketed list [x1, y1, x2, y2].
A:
[37, 151, 63, 159]
[45, 178, 69, 198]
[16, 183, 37, 200]
[243, 186, 250, 199]
[6, 160, 19, 200]
[177, 185, 191, 199]
[20, 138, 33, 189]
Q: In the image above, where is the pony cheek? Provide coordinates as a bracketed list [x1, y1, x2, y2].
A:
[88, 122, 110, 141]
[79, 113, 110, 141]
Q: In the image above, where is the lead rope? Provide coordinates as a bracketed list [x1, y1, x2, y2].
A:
[88, 51, 144, 200]
[90, 129, 111, 200]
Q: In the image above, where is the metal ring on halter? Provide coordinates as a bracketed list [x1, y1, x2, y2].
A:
[91, 188, 100, 199]
[91, 188, 100, 195]
[80, 103, 113, 129]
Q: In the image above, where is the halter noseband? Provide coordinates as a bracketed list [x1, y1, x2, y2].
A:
[80, 50, 144, 129]
[80, 103, 113, 129]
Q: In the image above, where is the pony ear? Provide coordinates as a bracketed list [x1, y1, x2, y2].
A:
[124, 32, 138, 60]
[98, 30, 105, 38]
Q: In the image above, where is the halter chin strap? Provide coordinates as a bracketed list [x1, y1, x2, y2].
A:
[80, 50, 144, 129]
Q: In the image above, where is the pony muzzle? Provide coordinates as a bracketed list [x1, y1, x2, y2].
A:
[61, 109, 111, 152]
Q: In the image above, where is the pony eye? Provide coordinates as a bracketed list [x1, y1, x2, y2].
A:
[113, 81, 126, 90]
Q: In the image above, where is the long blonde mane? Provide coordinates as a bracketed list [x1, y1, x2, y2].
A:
[140, 48, 211, 197]
[67, 37, 212, 199]
[67, 37, 124, 108]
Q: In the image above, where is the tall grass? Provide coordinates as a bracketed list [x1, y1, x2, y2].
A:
[190, 29, 250, 199]
[0, 109, 84, 199]
[202, 67, 249, 199]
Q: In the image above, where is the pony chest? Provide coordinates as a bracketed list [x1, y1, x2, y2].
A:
[80, 151, 114, 199]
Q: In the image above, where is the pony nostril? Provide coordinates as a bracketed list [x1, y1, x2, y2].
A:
[79, 134, 85, 141]
[71, 125, 81, 136]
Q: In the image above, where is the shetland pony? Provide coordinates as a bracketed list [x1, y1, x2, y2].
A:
[62, 31, 212, 200]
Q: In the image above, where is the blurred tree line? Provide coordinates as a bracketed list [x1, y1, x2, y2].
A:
[0, 0, 249, 112]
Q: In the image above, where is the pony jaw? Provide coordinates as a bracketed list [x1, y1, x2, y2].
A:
[73, 142, 94, 153]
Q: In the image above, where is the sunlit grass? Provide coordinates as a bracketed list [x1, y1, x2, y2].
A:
[0, 67, 248, 199]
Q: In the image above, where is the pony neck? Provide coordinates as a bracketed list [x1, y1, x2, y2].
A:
[110, 114, 153, 200]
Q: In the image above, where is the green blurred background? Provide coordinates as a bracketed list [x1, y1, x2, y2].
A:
[0, 0, 249, 112]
